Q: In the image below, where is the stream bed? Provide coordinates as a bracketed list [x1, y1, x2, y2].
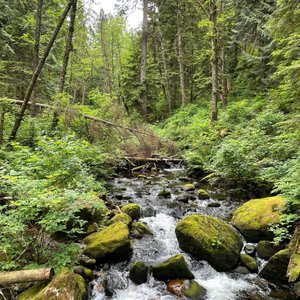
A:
[91, 166, 295, 300]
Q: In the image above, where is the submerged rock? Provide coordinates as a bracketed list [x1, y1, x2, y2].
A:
[107, 213, 132, 226]
[240, 253, 258, 273]
[152, 254, 194, 282]
[175, 214, 243, 271]
[84, 222, 132, 261]
[129, 262, 149, 285]
[131, 221, 153, 238]
[104, 270, 127, 297]
[17, 269, 86, 300]
[233, 266, 251, 275]
[256, 240, 282, 259]
[121, 203, 141, 220]
[231, 196, 286, 242]
[260, 249, 290, 282]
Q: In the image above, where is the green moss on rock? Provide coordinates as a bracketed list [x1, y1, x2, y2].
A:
[260, 249, 290, 282]
[17, 283, 48, 300]
[181, 184, 195, 191]
[158, 189, 171, 198]
[129, 261, 148, 284]
[288, 253, 300, 282]
[121, 204, 141, 220]
[257, 240, 282, 259]
[152, 254, 194, 282]
[294, 281, 300, 297]
[18, 269, 86, 300]
[240, 253, 258, 273]
[184, 280, 207, 300]
[231, 196, 286, 242]
[107, 213, 132, 226]
[84, 222, 132, 261]
[198, 189, 210, 200]
[175, 214, 243, 271]
[132, 222, 153, 238]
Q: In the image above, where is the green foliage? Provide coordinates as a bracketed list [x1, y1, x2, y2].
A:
[0, 136, 111, 271]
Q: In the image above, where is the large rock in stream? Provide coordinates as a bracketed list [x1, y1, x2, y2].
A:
[231, 196, 286, 242]
[175, 214, 243, 271]
[84, 222, 132, 261]
[17, 269, 86, 300]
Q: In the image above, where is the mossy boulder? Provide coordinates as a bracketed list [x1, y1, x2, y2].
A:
[288, 253, 300, 282]
[131, 222, 153, 238]
[294, 281, 300, 298]
[158, 189, 171, 198]
[129, 262, 148, 284]
[240, 254, 258, 273]
[260, 249, 290, 282]
[77, 254, 97, 267]
[234, 266, 250, 275]
[74, 266, 94, 281]
[107, 213, 132, 226]
[84, 222, 132, 261]
[18, 269, 86, 300]
[231, 196, 286, 242]
[152, 254, 194, 282]
[257, 240, 282, 259]
[181, 184, 195, 191]
[175, 214, 243, 271]
[184, 280, 207, 300]
[198, 189, 210, 200]
[121, 203, 141, 220]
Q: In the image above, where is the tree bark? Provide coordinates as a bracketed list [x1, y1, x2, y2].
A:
[0, 268, 54, 285]
[31, 0, 43, 116]
[210, 0, 219, 122]
[220, 0, 227, 108]
[176, 1, 187, 107]
[140, 0, 148, 120]
[9, 0, 76, 141]
[0, 109, 4, 145]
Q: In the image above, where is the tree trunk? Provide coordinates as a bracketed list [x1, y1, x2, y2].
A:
[0, 268, 54, 285]
[210, 0, 219, 122]
[0, 109, 4, 145]
[140, 0, 148, 120]
[176, 2, 187, 107]
[9, 0, 76, 141]
[220, 0, 227, 108]
[31, 0, 43, 116]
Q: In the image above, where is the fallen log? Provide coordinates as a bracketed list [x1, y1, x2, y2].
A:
[0, 268, 54, 285]
[125, 156, 183, 163]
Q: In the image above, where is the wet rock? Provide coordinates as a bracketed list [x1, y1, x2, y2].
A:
[244, 244, 256, 256]
[115, 194, 123, 200]
[257, 240, 282, 259]
[176, 195, 189, 203]
[122, 195, 132, 200]
[121, 203, 141, 220]
[294, 281, 300, 298]
[152, 254, 194, 282]
[207, 201, 221, 208]
[269, 289, 298, 300]
[184, 280, 207, 300]
[231, 196, 286, 242]
[240, 253, 258, 273]
[179, 176, 191, 182]
[131, 222, 153, 238]
[77, 254, 97, 268]
[143, 206, 156, 217]
[74, 266, 94, 280]
[181, 184, 195, 192]
[167, 279, 185, 298]
[17, 269, 86, 300]
[84, 222, 132, 261]
[129, 262, 149, 285]
[260, 249, 290, 282]
[288, 253, 300, 282]
[187, 165, 205, 179]
[233, 266, 251, 275]
[158, 189, 171, 198]
[175, 214, 243, 271]
[198, 189, 210, 200]
[104, 270, 127, 296]
[107, 213, 132, 226]
[193, 182, 200, 188]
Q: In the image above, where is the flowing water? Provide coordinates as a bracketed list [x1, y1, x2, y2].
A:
[91, 166, 295, 300]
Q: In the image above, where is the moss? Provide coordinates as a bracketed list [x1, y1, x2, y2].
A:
[184, 280, 207, 300]
[158, 189, 171, 198]
[107, 213, 132, 226]
[231, 196, 286, 242]
[181, 184, 195, 191]
[17, 283, 48, 300]
[132, 222, 153, 238]
[152, 254, 194, 282]
[288, 253, 300, 282]
[77, 254, 96, 267]
[21, 269, 86, 300]
[84, 222, 132, 261]
[121, 203, 141, 220]
[240, 253, 258, 273]
[260, 249, 290, 282]
[175, 214, 243, 271]
[257, 240, 282, 259]
[129, 261, 148, 284]
[198, 189, 210, 200]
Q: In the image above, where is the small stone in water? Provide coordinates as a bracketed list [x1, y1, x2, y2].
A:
[207, 201, 221, 207]
[244, 244, 256, 256]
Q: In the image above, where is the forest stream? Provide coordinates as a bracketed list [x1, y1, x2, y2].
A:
[91, 165, 295, 300]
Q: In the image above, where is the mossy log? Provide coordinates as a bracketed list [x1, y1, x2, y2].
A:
[0, 268, 54, 285]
